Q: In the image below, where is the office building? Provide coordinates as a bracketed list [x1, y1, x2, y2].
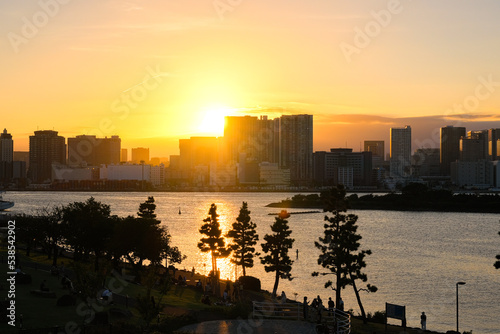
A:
[121, 149, 128, 162]
[440, 126, 466, 175]
[364, 140, 385, 168]
[0, 129, 13, 163]
[28, 130, 66, 183]
[279, 114, 313, 185]
[131, 147, 149, 164]
[390, 126, 412, 178]
[313, 148, 372, 187]
[67, 135, 121, 166]
[488, 128, 500, 161]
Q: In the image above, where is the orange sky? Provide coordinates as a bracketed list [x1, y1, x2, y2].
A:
[1, 1, 500, 157]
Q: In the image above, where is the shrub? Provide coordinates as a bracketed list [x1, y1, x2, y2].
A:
[238, 276, 261, 292]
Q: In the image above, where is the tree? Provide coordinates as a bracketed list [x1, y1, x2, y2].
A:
[137, 196, 158, 221]
[60, 197, 114, 271]
[313, 185, 377, 323]
[198, 203, 231, 276]
[226, 202, 259, 277]
[113, 198, 185, 280]
[260, 216, 294, 297]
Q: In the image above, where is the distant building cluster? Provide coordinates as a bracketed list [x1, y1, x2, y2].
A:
[1, 121, 500, 191]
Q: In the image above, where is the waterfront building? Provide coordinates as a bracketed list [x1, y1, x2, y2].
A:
[121, 148, 128, 162]
[440, 126, 466, 175]
[451, 160, 493, 188]
[0, 129, 13, 163]
[279, 114, 313, 185]
[412, 148, 440, 177]
[28, 130, 66, 183]
[67, 135, 121, 166]
[313, 148, 372, 188]
[131, 147, 149, 164]
[487, 128, 500, 160]
[364, 140, 385, 168]
[390, 126, 412, 178]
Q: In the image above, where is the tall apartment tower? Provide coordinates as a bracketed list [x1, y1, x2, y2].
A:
[364, 140, 384, 168]
[0, 129, 13, 163]
[28, 130, 66, 183]
[131, 147, 150, 164]
[121, 149, 128, 162]
[390, 126, 412, 178]
[279, 114, 313, 185]
[487, 128, 500, 161]
[67, 135, 121, 166]
[440, 126, 466, 175]
[223, 115, 279, 164]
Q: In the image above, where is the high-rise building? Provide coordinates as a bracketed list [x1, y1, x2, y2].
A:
[487, 128, 500, 161]
[131, 147, 149, 164]
[121, 149, 128, 162]
[364, 140, 385, 168]
[67, 135, 121, 166]
[179, 137, 218, 171]
[0, 129, 13, 163]
[460, 138, 486, 162]
[313, 148, 372, 187]
[440, 126, 466, 175]
[412, 148, 440, 177]
[28, 130, 66, 183]
[390, 126, 412, 178]
[279, 114, 313, 185]
[223, 115, 279, 164]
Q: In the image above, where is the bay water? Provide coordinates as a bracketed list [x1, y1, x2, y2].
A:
[4, 191, 499, 333]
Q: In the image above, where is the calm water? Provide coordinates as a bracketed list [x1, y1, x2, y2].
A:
[4, 191, 500, 333]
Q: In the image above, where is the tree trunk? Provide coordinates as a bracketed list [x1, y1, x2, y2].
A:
[336, 269, 342, 307]
[272, 269, 280, 298]
[350, 273, 367, 323]
[242, 264, 246, 277]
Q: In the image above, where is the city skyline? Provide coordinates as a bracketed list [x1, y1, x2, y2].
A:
[2, 1, 500, 158]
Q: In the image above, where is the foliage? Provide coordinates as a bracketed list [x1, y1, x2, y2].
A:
[226, 202, 259, 276]
[198, 203, 231, 275]
[260, 216, 294, 297]
[314, 185, 376, 323]
[60, 197, 114, 270]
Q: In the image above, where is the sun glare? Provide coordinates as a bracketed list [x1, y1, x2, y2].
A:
[197, 105, 231, 136]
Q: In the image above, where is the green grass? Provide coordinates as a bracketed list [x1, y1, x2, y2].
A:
[1, 249, 442, 334]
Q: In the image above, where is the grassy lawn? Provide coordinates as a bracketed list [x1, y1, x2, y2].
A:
[1, 249, 442, 334]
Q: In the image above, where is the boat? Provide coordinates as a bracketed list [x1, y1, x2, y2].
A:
[0, 192, 14, 211]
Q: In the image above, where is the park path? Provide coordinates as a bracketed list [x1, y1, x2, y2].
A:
[176, 319, 317, 334]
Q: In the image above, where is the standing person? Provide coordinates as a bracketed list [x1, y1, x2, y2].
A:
[281, 291, 287, 303]
[420, 312, 427, 330]
[328, 297, 335, 315]
[338, 297, 344, 311]
[303, 296, 309, 321]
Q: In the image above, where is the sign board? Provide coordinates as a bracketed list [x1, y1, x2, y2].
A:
[385, 302, 406, 331]
[386, 303, 405, 320]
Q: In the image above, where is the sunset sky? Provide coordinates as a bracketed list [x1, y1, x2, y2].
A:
[2, 0, 500, 157]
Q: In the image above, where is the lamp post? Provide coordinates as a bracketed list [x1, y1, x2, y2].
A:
[456, 281, 466, 334]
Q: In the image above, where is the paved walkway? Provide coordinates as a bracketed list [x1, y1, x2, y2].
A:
[176, 319, 317, 334]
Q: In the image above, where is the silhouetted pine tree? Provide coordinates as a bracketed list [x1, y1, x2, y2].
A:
[313, 185, 376, 323]
[226, 202, 259, 277]
[198, 203, 231, 276]
[260, 216, 294, 297]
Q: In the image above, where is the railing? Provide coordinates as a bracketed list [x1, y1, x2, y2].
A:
[328, 309, 351, 334]
[252, 301, 301, 320]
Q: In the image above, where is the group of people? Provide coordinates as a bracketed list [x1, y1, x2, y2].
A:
[302, 295, 344, 322]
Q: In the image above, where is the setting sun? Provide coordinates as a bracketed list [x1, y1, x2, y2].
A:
[197, 105, 233, 136]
